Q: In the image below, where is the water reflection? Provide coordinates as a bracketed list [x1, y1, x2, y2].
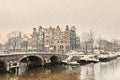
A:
[1, 58, 120, 80]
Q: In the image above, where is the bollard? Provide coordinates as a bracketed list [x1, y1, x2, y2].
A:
[15, 67, 19, 75]
[6, 62, 10, 72]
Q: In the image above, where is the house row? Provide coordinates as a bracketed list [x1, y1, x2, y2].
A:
[26, 25, 80, 52]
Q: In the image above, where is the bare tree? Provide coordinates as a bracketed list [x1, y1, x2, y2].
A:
[112, 38, 120, 52]
[97, 35, 102, 52]
[88, 30, 95, 53]
[97, 39, 111, 53]
[21, 40, 28, 52]
[82, 32, 89, 54]
[6, 31, 22, 52]
[81, 30, 95, 54]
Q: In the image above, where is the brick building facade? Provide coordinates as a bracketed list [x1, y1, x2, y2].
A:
[29, 25, 80, 52]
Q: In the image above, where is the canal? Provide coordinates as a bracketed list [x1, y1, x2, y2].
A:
[0, 58, 120, 80]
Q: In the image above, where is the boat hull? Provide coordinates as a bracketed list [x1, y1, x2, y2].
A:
[77, 60, 98, 65]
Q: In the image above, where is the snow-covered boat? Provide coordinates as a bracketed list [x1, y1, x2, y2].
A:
[78, 54, 99, 65]
[98, 53, 118, 62]
[61, 51, 80, 66]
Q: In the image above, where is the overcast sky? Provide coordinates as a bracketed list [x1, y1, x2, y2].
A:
[0, 0, 120, 42]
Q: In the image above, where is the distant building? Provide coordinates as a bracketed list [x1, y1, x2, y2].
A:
[28, 25, 80, 52]
[70, 26, 76, 50]
[76, 35, 80, 50]
[29, 27, 45, 51]
[44, 26, 54, 52]
[52, 26, 65, 52]
[31, 28, 38, 38]
[63, 25, 70, 52]
[30, 28, 38, 50]
[38, 26, 44, 51]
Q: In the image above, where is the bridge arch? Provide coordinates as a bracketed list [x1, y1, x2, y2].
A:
[18, 55, 44, 67]
[50, 55, 61, 64]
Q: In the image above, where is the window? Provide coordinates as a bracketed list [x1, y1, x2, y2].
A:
[46, 39, 49, 42]
[61, 41, 63, 43]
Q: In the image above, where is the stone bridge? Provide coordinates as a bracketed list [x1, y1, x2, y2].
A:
[0, 52, 66, 72]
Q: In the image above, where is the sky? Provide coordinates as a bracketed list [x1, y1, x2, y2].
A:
[0, 0, 120, 42]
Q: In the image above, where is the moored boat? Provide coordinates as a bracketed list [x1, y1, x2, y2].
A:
[98, 53, 118, 62]
[62, 61, 79, 66]
[61, 51, 80, 66]
[77, 54, 99, 65]
[98, 54, 110, 62]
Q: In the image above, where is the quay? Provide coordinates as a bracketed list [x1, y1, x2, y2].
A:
[0, 51, 120, 74]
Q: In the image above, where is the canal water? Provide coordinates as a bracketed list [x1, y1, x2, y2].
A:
[0, 58, 120, 80]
